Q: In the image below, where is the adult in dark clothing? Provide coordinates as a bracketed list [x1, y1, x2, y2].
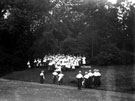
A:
[76, 71, 83, 90]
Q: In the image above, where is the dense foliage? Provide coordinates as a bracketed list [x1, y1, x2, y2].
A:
[0, 0, 134, 75]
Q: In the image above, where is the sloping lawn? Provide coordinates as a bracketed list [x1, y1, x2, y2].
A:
[2, 65, 135, 93]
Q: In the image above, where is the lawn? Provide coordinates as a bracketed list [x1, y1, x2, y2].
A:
[2, 65, 135, 93]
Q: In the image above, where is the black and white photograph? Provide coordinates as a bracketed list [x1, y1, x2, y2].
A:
[0, 0, 135, 101]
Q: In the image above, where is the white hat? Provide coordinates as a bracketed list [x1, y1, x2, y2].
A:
[79, 71, 81, 73]
[96, 69, 99, 72]
[93, 69, 97, 72]
[85, 71, 88, 74]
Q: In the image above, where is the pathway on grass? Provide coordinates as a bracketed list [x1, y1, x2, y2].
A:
[0, 78, 135, 101]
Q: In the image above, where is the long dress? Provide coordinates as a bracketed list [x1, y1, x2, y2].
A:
[88, 72, 93, 88]
[93, 72, 101, 87]
[40, 72, 44, 84]
[52, 71, 58, 84]
[84, 74, 89, 88]
[76, 74, 83, 90]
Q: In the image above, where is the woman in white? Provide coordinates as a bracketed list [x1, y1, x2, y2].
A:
[82, 56, 86, 65]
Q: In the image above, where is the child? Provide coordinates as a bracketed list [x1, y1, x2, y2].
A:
[40, 70, 45, 84]
[52, 70, 58, 84]
[58, 71, 64, 85]
[76, 71, 83, 90]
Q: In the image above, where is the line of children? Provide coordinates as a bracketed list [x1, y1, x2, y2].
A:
[76, 69, 101, 90]
[39, 68, 101, 90]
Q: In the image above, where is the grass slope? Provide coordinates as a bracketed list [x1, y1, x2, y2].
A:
[2, 65, 135, 93]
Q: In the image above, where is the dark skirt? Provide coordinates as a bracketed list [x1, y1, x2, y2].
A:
[77, 78, 83, 90]
[53, 76, 57, 84]
[97, 76, 101, 86]
[58, 78, 63, 85]
[88, 77, 93, 88]
[84, 79, 89, 88]
[93, 76, 101, 87]
[40, 76, 44, 84]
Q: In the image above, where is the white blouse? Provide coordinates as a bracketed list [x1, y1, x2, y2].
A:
[76, 74, 83, 79]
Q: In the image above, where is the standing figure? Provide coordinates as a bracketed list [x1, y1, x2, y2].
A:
[58, 71, 64, 85]
[83, 71, 89, 88]
[82, 56, 86, 66]
[27, 61, 31, 68]
[40, 70, 45, 84]
[88, 69, 93, 88]
[93, 69, 101, 87]
[76, 71, 83, 90]
[52, 70, 58, 84]
[96, 69, 101, 87]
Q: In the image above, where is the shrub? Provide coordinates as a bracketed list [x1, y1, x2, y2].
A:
[68, 77, 77, 84]
[89, 43, 134, 66]
[119, 50, 134, 65]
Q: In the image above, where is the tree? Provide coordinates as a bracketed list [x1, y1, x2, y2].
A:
[0, 0, 51, 73]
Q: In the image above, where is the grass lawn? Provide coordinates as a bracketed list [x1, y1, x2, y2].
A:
[2, 65, 135, 93]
